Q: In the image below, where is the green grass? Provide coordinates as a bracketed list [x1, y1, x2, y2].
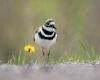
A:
[49, 40, 100, 64]
[8, 40, 100, 64]
[8, 51, 37, 65]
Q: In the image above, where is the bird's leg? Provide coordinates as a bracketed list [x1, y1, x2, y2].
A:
[41, 48, 46, 64]
[42, 48, 50, 64]
[42, 48, 45, 56]
[47, 49, 50, 63]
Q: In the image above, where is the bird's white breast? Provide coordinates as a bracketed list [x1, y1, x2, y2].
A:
[35, 32, 57, 50]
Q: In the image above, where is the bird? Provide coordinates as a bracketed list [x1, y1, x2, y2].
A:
[34, 19, 57, 63]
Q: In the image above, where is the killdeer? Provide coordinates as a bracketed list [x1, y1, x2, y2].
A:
[34, 19, 57, 63]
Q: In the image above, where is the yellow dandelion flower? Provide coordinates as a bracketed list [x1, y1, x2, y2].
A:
[24, 45, 36, 53]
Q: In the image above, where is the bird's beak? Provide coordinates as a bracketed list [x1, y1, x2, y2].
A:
[51, 25, 56, 29]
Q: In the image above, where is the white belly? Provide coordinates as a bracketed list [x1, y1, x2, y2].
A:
[35, 33, 57, 50]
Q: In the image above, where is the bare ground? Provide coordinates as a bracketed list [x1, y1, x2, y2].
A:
[0, 63, 100, 80]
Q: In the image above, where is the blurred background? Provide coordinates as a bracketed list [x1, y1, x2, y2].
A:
[0, 0, 100, 62]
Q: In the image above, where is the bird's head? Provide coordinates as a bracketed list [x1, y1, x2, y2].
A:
[44, 19, 56, 29]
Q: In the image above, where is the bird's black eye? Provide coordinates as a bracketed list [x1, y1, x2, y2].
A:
[45, 22, 50, 27]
